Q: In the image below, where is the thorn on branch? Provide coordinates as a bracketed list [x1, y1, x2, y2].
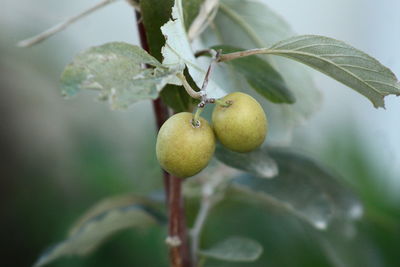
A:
[17, 0, 123, 47]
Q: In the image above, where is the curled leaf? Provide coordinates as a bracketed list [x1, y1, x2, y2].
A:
[33, 196, 165, 267]
[199, 236, 263, 262]
[229, 148, 363, 230]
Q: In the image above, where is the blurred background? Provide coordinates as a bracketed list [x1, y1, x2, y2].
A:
[1, 0, 399, 266]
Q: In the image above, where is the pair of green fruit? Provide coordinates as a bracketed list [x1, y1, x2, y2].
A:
[156, 92, 268, 178]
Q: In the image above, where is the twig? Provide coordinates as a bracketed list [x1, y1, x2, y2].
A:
[167, 176, 191, 267]
[188, 0, 220, 42]
[200, 49, 220, 93]
[17, 0, 122, 47]
[217, 48, 270, 62]
[190, 175, 224, 265]
[190, 194, 213, 264]
[177, 73, 202, 99]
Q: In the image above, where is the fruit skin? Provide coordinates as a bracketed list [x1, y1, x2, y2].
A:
[156, 112, 215, 178]
[212, 92, 268, 153]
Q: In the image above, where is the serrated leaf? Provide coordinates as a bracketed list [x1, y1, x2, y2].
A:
[259, 35, 400, 108]
[161, 0, 226, 98]
[212, 45, 295, 103]
[201, 0, 321, 144]
[33, 196, 165, 267]
[60, 42, 179, 109]
[199, 236, 263, 262]
[229, 148, 363, 230]
[215, 144, 278, 179]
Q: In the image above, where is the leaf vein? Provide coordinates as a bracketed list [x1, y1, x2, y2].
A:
[270, 35, 316, 49]
[364, 80, 400, 91]
[289, 43, 352, 52]
[266, 49, 384, 96]
[337, 64, 388, 76]
[320, 54, 370, 60]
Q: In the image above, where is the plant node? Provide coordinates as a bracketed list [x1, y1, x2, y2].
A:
[166, 236, 182, 247]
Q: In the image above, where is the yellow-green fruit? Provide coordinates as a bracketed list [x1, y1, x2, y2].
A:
[156, 112, 215, 178]
[212, 92, 268, 153]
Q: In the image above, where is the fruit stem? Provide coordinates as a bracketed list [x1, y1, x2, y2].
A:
[215, 99, 232, 107]
[192, 107, 204, 127]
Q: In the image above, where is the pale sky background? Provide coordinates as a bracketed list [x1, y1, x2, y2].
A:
[2, 0, 399, 190]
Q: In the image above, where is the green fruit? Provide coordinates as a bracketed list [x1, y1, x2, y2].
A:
[212, 92, 268, 153]
[156, 112, 215, 178]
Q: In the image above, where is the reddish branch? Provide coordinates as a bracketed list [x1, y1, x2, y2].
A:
[135, 10, 192, 267]
[135, 10, 171, 197]
[168, 176, 191, 267]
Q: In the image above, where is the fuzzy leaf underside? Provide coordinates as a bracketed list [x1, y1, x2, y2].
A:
[60, 42, 179, 109]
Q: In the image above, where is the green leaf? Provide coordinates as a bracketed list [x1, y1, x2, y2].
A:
[159, 84, 190, 112]
[33, 195, 165, 267]
[199, 236, 263, 262]
[261, 35, 400, 108]
[212, 45, 295, 103]
[139, 0, 174, 61]
[161, 0, 226, 98]
[215, 144, 278, 179]
[201, 0, 321, 144]
[229, 147, 363, 230]
[61, 42, 179, 109]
